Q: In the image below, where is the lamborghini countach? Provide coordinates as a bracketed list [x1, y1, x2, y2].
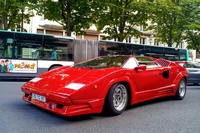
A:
[21, 55, 188, 116]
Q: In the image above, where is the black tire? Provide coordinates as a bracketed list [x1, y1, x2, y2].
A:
[175, 78, 186, 100]
[106, 83, 128, 116]
[49, 65, 61, 71]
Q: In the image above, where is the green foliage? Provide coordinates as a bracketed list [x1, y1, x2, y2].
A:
[1, 0, 200, 51]
[31, 0, 94, 36]
[29, 0, 200, 47]
[0, 0, 34, 30]
[94, 0, 151, 41]
[182, 1, 200, 51]
[148, 0, 182, 47]
[185, 31, 200, 51]
[148, 0, 200, 47]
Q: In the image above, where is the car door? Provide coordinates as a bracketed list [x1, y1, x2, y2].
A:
[132, 66, 170, 92]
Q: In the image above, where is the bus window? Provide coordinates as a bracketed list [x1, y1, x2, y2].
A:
[180, 49, 187, 61]
[131, 44, 145, 56]
[0, 31, 14, 58]
[125, 44, 133, 55]
[163, 48, 180, 61]
[43, 35, 74, 61]
[15, 33, 42, 59]
[144, 45, 164, 58]
[99, 41, 126, 56]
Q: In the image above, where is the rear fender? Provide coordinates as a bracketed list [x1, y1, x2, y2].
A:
[172, 71, 188, 92]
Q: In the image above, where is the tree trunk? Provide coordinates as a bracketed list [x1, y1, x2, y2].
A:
[66, 17, 71, 36]
[168, 29, 173, 47]
[21, 9, 24, 32]
[0, 17, 3, 29]
[3, 14, 8, 30]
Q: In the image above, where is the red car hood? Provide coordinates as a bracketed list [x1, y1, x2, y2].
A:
[23, 66, 119, 95]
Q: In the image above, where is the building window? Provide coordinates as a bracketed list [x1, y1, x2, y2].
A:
[126, 37, 131, 43]
[140, 26, 143, 31]
[140, 38, 146, 44]
[154, 39, 159, 46]
[196, 50, 200, 58]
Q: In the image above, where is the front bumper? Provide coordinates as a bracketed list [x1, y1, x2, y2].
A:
[22, 92, 104, 117]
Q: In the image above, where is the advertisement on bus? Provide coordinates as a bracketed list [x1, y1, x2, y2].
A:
[0, 59, 37, 73]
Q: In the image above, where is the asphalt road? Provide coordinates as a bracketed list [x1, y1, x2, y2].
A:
[0, 82, 200, 133]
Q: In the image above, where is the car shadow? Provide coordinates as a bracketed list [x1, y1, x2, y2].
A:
[12, 101, 102, 123]
[126, 96, 174, 110]
[12, 96, 176, 123]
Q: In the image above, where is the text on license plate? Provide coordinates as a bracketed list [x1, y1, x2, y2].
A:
[32, 93, 46, 102]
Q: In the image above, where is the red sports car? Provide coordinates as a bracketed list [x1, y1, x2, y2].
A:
[21, 55, 188, 116]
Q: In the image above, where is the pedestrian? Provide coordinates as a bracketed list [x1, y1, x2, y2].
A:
[50, 48, 57, 60]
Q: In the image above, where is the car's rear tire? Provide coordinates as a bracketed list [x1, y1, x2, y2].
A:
[106, 83, 128, 116]
[175, 78, 186, 100]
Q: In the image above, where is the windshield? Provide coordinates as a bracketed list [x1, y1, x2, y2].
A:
[72, 56, 130, 69]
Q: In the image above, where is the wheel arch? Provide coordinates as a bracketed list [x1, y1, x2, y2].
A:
[173, 72, 188, 92]
[173, 71, 188, 83]
[102, 80, 133, 115]
[120, 81, 132, 107]
[175, 77, 187, 100]
[103, 77, 136, 107]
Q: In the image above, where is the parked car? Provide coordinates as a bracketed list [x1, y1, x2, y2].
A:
[183, 61, 200, 85]
[21, 55, 188, 117]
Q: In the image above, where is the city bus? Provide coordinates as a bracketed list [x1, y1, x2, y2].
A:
[0, 30, 189, 81]
[0, 30, 75, 81]
[98, 40, 189, 61]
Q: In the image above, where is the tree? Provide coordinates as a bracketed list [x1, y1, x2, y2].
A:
[185, 31, 200, 56]
[183, 1, 200, 51]
[148, 0, 200, 47]
[31, 0, 95, 36]
[0, 0, 33, 31]
[94, 0, 151, 41]
[148, 0, 185, 47]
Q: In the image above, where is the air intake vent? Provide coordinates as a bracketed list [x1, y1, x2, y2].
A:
[157, 88, 173, 96]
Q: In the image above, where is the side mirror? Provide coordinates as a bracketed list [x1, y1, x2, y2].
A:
[135, 65, 146, 71]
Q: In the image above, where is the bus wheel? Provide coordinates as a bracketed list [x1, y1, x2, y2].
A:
[106, 83, 128, 116]
[49, 65, 62, 71]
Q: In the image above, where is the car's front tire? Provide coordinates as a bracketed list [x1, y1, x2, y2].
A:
[106, 83, 128, 116]
[175, 78, 186, 100]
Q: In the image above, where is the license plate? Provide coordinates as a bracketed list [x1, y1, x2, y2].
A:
[32, 93, 46, 102]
